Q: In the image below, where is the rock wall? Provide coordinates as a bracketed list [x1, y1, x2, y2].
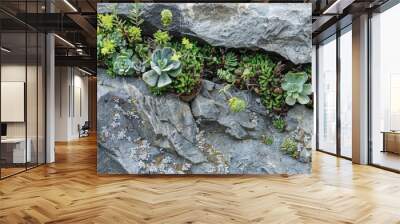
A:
[98, 3, 312, 64]
[97, 70, 312, 174]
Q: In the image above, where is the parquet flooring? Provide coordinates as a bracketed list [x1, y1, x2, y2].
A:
[1, 135, 400, 224]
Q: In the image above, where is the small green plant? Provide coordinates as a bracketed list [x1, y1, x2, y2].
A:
[174, 73, 199, 94]
[149, 86, 168, 96]
[98, 14, 115, 30]
[272, 117, 286, 132]
[281, 138, 298, 159]
[171, 37, 202, 95]
[223, 52, 238, 71]
[239, 67, 253, 82]
[100, 38, 115, 56]
[262, 135, 274, 145]
[216, 51, 238, 84]
[110, 50, 141, 76]
[256, 55, 285, 113]
[217, 69, 236, 83]
[228, 97, 246, 113]
[142, 47, 181, 88]
[153, 30, 171, 46]
[134, 44, 150, 62]
[127, 26, 142, 42]
[182, 37, 193, 50]
[281, 72, 312, 106]
[161, 9, 173, 27]
[128, 4, 144, 27]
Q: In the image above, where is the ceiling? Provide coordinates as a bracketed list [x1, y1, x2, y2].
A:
[0, 0, 97, 74]
[0, 0, 395, 74]
[312, 0, 390, 43]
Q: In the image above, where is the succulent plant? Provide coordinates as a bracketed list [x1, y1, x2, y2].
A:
[228, 97, 246, 113]
[281, 72, 312, 106]
[153, 30, 171, 46]
[281, 138, 299, 159]
[98, 14, 114, 30]
[142, 47, 181, 88]
[262, 135, 274, 145]
[112, 50, 144, 76]
[161, 9, 173, 27]
[272, 117, 286, 132]
[127, 26, 142, 42]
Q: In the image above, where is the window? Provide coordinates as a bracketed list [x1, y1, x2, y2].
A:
[317, 35, 337, 154]
[370, 3, 400, 171]
[339, 27, 352, 158]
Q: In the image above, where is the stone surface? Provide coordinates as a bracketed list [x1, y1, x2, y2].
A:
[97, 69, 313, 174]
[98, 3, 312, 64]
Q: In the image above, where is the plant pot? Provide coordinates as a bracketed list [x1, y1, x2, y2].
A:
[179, 80, 203, 102]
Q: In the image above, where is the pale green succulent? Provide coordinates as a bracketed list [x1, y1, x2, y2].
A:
[281, 72, 312, 106]
[112, 50, 144, 76]
[142, 47, 181, 88]
[228, 97, 246, 113]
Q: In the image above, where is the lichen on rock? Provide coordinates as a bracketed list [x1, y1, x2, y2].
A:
[97, 69, 312, 174]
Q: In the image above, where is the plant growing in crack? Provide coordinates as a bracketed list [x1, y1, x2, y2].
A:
[261, 135, 274, 145]
[280, 138, 299, 159]
[282, 71, 312, 106]
[142, 47, 182, 88]
[272, 117, 286, 132]
[228, 97, 247, 113]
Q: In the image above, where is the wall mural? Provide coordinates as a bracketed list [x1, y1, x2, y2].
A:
[97, 3, 313, 175]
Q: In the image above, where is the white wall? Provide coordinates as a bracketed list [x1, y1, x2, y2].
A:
[55, 67, 89, 141]
[1, 63, 46, 164]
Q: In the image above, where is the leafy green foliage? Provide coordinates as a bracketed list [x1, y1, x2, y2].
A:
[171, 37, 203, 94]
[128, 4, 144, 27]
[161, 9, 173, 27]
[239, 67, 253, 82]
[174, 73, 199, 94]
[153, 30, 171, 46]
[143, 47, 182, 88]
[217, 69, 236, 83]
[182, 37, 193, 50]
[223, 52, 238, 71]
[134, 44, 150, 62]
[272, 117, 286, 132]
[97, 6, 144, 77]
[281, 72, 312, 106]
[281, 138, 298, 159]
[149, 86, 168, 96]
[228, 97, 247, 113]
[256, 56, 285, 112]
[216, 52, 238, 84]
[262, 135, 274, 145]
[96, 3, 312, 116]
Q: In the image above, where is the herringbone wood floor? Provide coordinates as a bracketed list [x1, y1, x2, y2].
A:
[1, 135, 400, 224]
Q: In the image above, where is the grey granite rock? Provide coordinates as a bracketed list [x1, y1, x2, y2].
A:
[97, 69, 313, 174]
[98, 3, 312, 64]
